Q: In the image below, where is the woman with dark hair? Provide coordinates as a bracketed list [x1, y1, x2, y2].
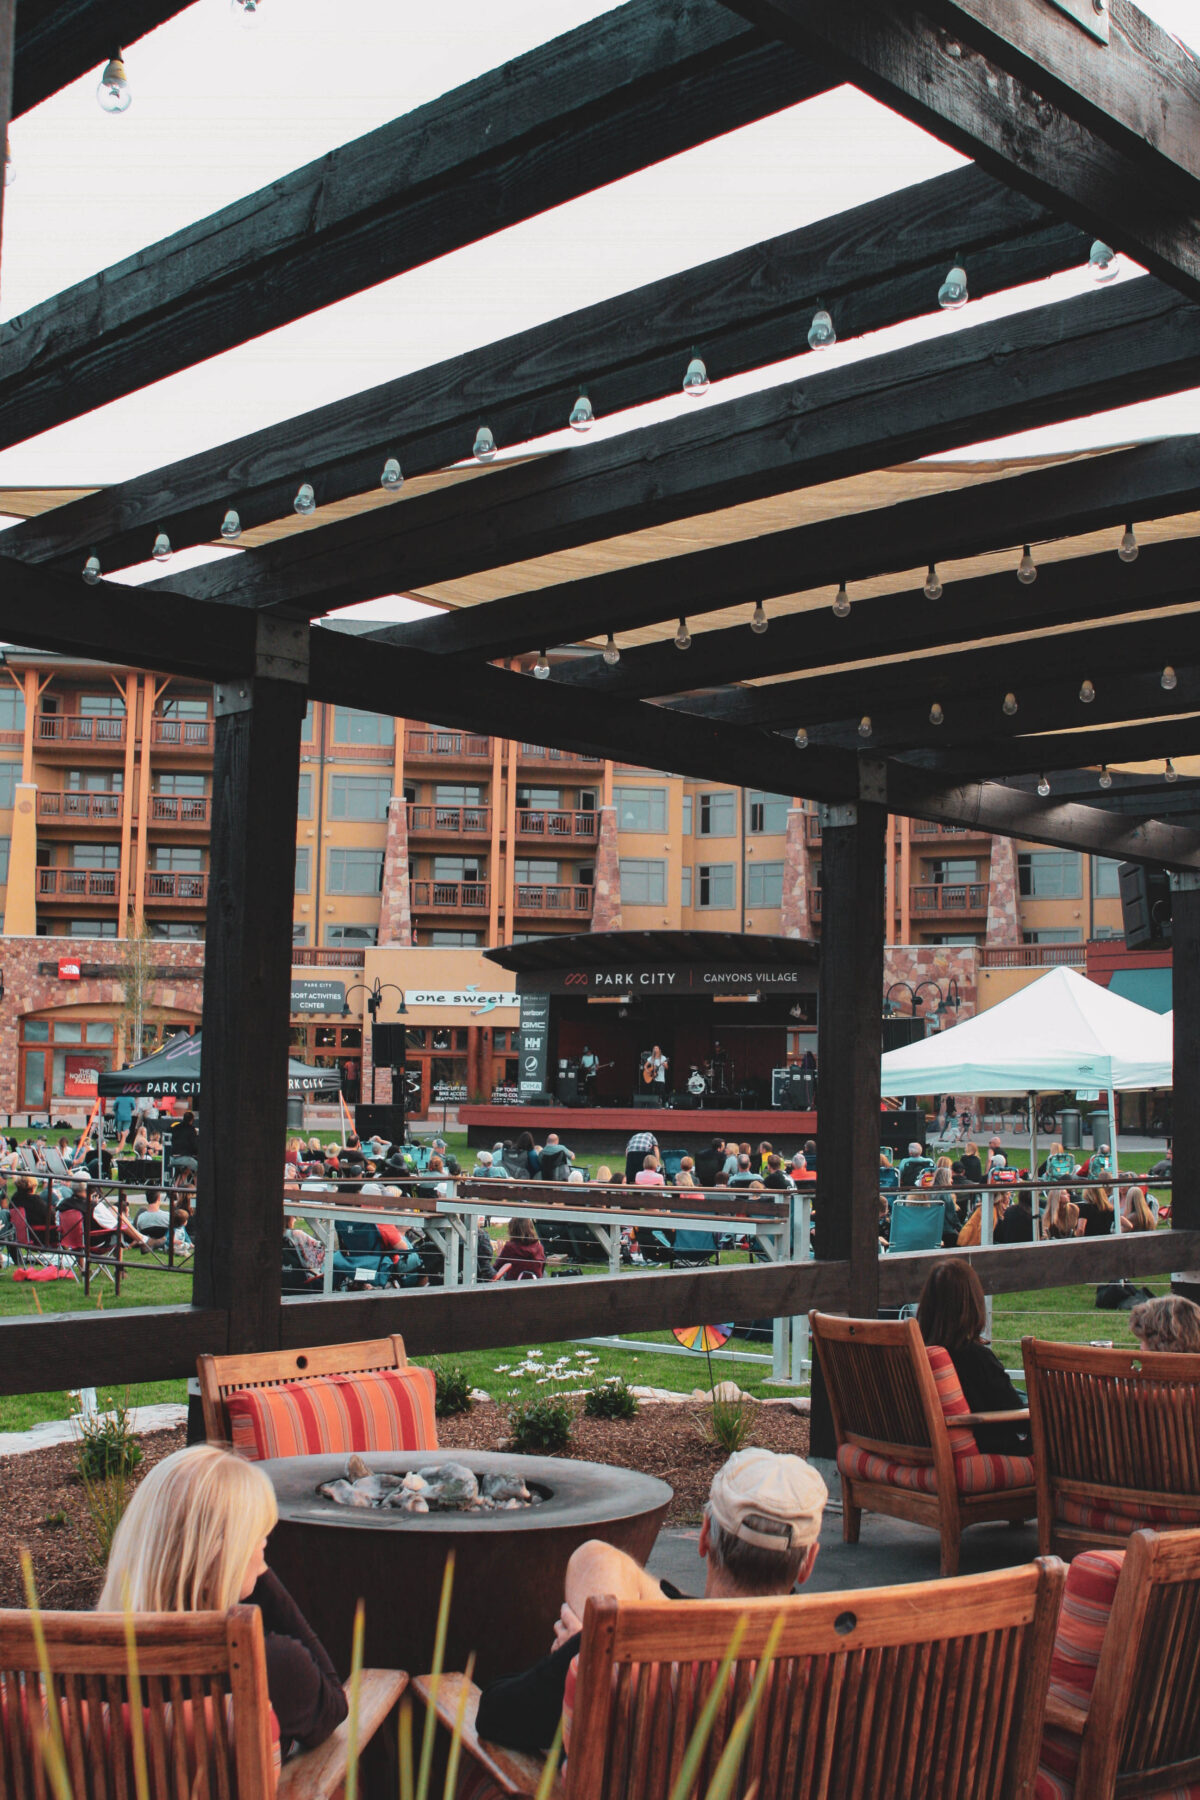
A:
[497, 1215, 545, 1281]
[916, 1260, 1030, 1456]
[512, 1131, 541, 1178]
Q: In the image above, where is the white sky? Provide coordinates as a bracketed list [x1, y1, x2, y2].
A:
[1, 0, 1197, 622]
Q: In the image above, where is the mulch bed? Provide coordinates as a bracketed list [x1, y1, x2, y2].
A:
[0, 1401, 808, 1611]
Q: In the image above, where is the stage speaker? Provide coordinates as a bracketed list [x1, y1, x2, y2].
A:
[1119, 862, 1172, 949]
[671, 1090, 697, 1110]
[771, 1068, 791, 1109]
[634, 1093, 663, 1109]
[371, 1023, 407, 1064]
[354, 1104, 407, 1143]
[556, 1073, 580, 1106]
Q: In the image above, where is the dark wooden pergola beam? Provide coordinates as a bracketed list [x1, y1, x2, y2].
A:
[6, 170, 1087, 577]
[11, 0, 191, 117]
[159, 281, 1200, 618]
[910, 715, 1200, 780]
[0, 0, 828, 453]
[728, 0, 1200, 301]
[0, 0, 12, 277]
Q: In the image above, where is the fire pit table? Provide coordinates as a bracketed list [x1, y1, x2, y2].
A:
[263, 1450, 673, 1684]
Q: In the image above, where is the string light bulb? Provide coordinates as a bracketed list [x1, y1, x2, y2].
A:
[929, 701, 944, 726]
[602, 633, 620, 666]
[1002, 692, 1018, 717]
[858, 715, 872, 739]
[924, 564, 943, 601]
[807, 307, 836, 350]
[380, 457, 403, 493]
[293, 482, 315, 516]
[82, 555, 102, 585]
[794, 726, 808, 749]
[1089, 240, 1118, 283]
[682, 355, 709, 397]
[1037, 773, 1051, 797]
[220, 509, 242, 540]
[1118, 522, 1138, 562]
[1166, 758, 1178, 782]
[832, 580, 851, 619]
[750, 601, 768, 635]
[674, 618, 692, 651]
[1079, 678, 1095, 704]
[533, 650, 550, 680]
[231, 0, 262, 25]
[569, 389, 594, 432]
[151, 533, 172, 563]
[938, 263, 968, 310]
[473, 426, 496, 463]
[1098, 766, 1112, 789]
[1162, 665, 1178, 691]
[1017, 544, 1037, 584]
[97, 51, 131, 114]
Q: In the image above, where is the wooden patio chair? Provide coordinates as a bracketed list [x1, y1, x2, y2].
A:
[0, 1601, 404, 1800]
[1021, 1336, 1200, 1557]
[810, 1312, 1036, 1576]
[1037, 1527, 1200, 1799]
[416, 1557, 1065, 1800]
[197, 1334, 438, 1461]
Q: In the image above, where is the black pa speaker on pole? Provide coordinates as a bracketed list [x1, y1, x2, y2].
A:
[1118, 863, 1172, 950]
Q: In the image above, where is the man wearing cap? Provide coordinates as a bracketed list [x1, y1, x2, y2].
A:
[474, 1449, 827, 1751]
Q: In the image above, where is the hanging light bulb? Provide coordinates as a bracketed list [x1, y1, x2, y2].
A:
[82, 554, 102, 586]
[1079, 678, 1096, 704]
[1162, 665, 1178, 691]
[1118, 522, 1138, 563]
[924, 564, 943, 601]
[794, 726, 808, 749]
[1089, 240, 1118, 283]
[380, 458, 404, 493]
[293, 482, 315, 516]
[231, 0, 262, 25]
[929, 701, 945, 726]
[473, 426, 496, 463]
[674, 618, 692, 651]
[682, 355, 709, 398]
[533, 650, 550, 680]
[4, 139, 13, 187]
[832, 581, 850, 619]
[1002, 692, 1018, 717]
[1017, 544, 1037, 585]
[602, 633, 620, 666]
[1098, 765, 1113, 790]
[220, 509, 242, 540]
[97, 51, 132, 114]
[938, 263, 968, 310]
[568, 389, 594, 433]
[858, 715, 872, 739]
[1166, 758, 1179, 783]
[807, 307, 836, 351]
[151, 532, 172, 563]
[750, 601, 768, 636]
[1037, 773, 1051, 798]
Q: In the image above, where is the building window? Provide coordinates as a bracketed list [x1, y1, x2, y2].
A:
[433, 854, 483, 883]
[67, 918, 118, 936]
[0, 689, 25, 731]
[516, 786, 561, 812]
[747, 791, 789, 835]
[682, 795, 692, 836]
[147, 921, 202, 939]
[619, 859, 666, 905]
[697, 792, 736, 836]
[325, 923, 378, 946]
[614, 786, 666, 832]
[697, 863, 735, 908]
[923, 934, 982, 946]
[327, 847, 385, 894]
[928, 857, 979, 884]
[18, 1015, 118, 1107]
[430, 930, 481, 946]
[296, 772, 313, 819]
[0, 763, 19, 809]
[681, 867, 692, 907]
[436, 784, 483, 807]
[301, 703, 315, 744]
[78, 693, 125, 716]
[72, 843, 119, 870]
[152, 845, 204, 871]
[332, 707, 393, 746]
[746, 860, 784, 907]
[513, 858, 558, 884]
[293, 923, 308, 945]
[158, 695, 207, 719]
[1018, 851, 1082, 898]
[295, 847, 311, 893]
[1022, 928, 1083, 944]
[1092, 856, 1122, 898]
[329, 774, 393, 820]
[0, 836, 9, 883]
[153, 772, 202, 796]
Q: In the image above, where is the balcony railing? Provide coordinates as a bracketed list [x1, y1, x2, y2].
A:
[809, 888, 822, 917]
[405, 731, 491, 760]
[36, 714, 126, 747]
[38, 792, 123, 823]
[978, 943, 1086, 969]
[145, 871, 208, 904]
[517, 745, 603, 766]
[151, 718, 213, 750]
[149, 795, 211, 826]
[410, 880, 490, 910]
[407, 804, 491, 836]
[909, 882, 989, 915]
[805, 814, 823, 844]
[293, 947, 367, 968]
[515, 809, 598, 840]
[514, 883, 594, 916]
[910, 820, 987, 838]
[38, 868, 117, 900]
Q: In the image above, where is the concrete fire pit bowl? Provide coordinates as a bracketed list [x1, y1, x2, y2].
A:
[263, 1449, 673, 1683]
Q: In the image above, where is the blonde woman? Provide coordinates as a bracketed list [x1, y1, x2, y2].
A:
[101, 1445, 347, 1754]
[1121, 1185, 1156, 1233]
[1045, 1188, 1080, 1239]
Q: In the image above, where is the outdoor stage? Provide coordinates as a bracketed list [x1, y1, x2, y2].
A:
[458, 1101, 820, 1153]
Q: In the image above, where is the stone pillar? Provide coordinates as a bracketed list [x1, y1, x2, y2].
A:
[780, 807, 812, 938]
[4, 783, 37, 936]
[590, 804, 622, 932]
[1170, 873, 1200, 1298]
[378, 796, 413, 946]
[985, 833, 1021, 945]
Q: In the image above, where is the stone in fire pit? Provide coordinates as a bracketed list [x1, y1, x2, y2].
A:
[318, 1454, 543, 1512]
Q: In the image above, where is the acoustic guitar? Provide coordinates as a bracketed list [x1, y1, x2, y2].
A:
[642, 1055, 667, 1085]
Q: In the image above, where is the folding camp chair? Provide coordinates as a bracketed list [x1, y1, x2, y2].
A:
[886, 1197, 949, 1254]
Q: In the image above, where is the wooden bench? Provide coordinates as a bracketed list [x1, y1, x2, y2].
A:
[0, 1602, 404, 1800]
[811, 1312, 1036, 1576]
[1022, 1336, 1200, 1557]
[417, 1558, 1065, 1799]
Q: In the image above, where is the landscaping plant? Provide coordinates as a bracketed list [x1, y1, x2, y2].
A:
[432, 1360, 474, 1418]
[508, 1393, 574, 1454]
[73, 1392, 142, 1563]
[584, 1375, 640, 1420]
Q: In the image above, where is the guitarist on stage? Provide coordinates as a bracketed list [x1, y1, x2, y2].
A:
[642, 1044, 669, 1098]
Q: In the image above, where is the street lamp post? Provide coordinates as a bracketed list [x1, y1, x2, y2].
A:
[344, 978, 407, 1116]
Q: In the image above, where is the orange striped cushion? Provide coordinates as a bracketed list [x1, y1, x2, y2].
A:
[225, 1368, 438, 1461]
[838, 1443, 1034, 1496]
[926, 1346, 979, 1458]
[1056, 1493, 1200, 1539]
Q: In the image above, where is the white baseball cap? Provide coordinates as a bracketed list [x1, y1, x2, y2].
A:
[708, 1449, 828, 1550]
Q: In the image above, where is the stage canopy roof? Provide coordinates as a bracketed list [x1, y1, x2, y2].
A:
[484, 930, 818, 974]
[98, 1031, 339, 1098]
[879, 966, 1173, 1097]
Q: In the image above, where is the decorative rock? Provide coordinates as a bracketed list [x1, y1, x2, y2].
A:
[692, 1381, 754, 1403]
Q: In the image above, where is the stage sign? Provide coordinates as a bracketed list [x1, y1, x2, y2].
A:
[518, 993, 551, 1097]
[291, 979, 346, 1014]
[517, 963, 817, 996]
[407, 988, 517, 1014]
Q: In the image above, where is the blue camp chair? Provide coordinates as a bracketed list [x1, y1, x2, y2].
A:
[660, 1149, 686, 1180]
[334, 1219, 422, 1287]
[898, 1156, 934, 1190]
[886, 1198, 948, 1254]
[879, 1166, 900, 1193]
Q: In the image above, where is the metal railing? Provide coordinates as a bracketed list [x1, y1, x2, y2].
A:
[38, 868, 118, 899]
[514, 882, 594, 914]
[36, 714, 126, 746]
[144, 871, 208, 903]
[515, 808, 598, 839]
[978, 943, 1087, 969]
[292, 947, 366, 967]
[517, 745, 602, 765]
[406, 804, 490, 835]
[910, 821, 981, 837]
[148, 795, 211, 825]
[410, 879, 490, 909]
[37, 792, 123, 822]
[405, 731, 492, 760]
[150, 718, 213, 749]
[909, 881, 988, 914]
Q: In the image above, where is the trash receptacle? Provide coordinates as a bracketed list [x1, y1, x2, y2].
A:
[1088, 1108, 1111, 1150]
[286, 1096, 304, 1131]
[1060, 1106, 1082, 1150]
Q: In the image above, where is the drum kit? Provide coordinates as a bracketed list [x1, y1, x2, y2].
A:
[685, 1049, 732, 1102]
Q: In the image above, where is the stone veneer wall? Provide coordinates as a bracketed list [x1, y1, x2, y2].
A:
[378, 797, 414, 946]
[985, 835, 1021, 946]
[780, 808, 812, 939]
[590, 805, 623, 933]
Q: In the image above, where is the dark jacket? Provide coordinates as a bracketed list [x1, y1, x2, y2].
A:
[253, 1569, 347, 1751]
[945, 1341, 1030, 1456]
[993, 1200, 1034, 1244]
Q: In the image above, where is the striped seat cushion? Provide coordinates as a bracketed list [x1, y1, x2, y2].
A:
[1055, 1493, 1200, 1539]
[1036, 1550, 1200, 1800]
[225, 1368, 438, 1461]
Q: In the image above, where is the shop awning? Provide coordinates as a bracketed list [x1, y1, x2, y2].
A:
[98, 1030, 340, 1097]
[1107, 967, 1173, 1015]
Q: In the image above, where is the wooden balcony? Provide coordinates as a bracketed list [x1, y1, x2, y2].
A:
[38, 868, 118, 903]
[805, 814, 823, 844]
[517, 744, 603, 771]
[405, 730, 491, 763]
[147, 795, 211, 828]
[292, 947, 366, 969]
[37, 791, 123, 827]
[909, 820, 991, 841]
[809, 888, 822, 917]
[978, 943, 1085, 969]
[410, 879, 490, 911]
[36, 713, 126, 755]
[515, 808, 598, 842]
[514, 882, 594, 917]
[145, 871, 209, 905]
[909, 882, 989, 917]
[150, 718, 214, 753]
[406, 804, 491, 838]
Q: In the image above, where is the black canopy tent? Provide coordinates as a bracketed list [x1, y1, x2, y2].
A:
[98, 1030, 340, 1099]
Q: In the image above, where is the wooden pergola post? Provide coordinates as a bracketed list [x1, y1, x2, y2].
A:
[1171, 873, 1200, 1301]
[192, 620, 309, 1357]
[810, 792, 887, 1459]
